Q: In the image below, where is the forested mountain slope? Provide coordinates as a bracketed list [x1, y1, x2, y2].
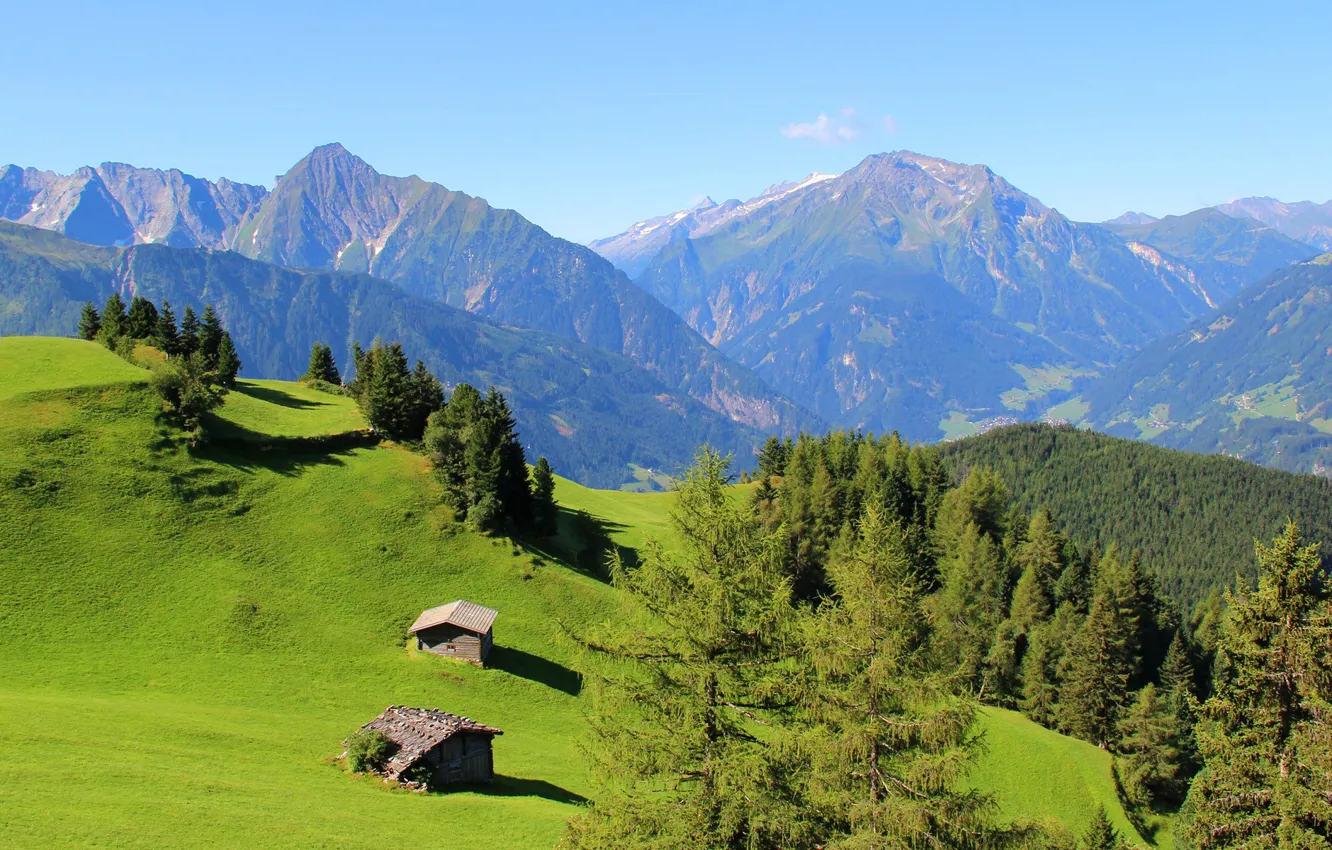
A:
[941, 422, 1332, 606]
[1077, 257, 1332, 474]
[0, 223, 765, 488]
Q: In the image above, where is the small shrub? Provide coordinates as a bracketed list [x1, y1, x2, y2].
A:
[298, 376, 345, 396]
[345, 728, 394, 774]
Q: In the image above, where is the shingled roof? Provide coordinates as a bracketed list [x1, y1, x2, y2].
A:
[362, 705, 503, 779]
[408, 599, 498, 635]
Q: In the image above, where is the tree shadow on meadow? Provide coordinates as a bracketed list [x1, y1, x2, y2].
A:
[234, 381, 334, 411]
[193, 415, 376, 478]
[487, 645, 582, 696]
[465, 774, 588, 805]
[518, 506, 638, 584]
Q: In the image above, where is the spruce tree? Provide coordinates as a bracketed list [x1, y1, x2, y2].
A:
[179, 306, 200, 357]
[1058, 590, 1131, 747]
[530, 457, 558, 539]
[564, 449, 806, 848]
[361, 341, 411, 439]
[425, 383, 482, 515]
[930, 521, 1007, 692]
[215, 331, 241, 387]
[101, 292, 127, 344]
[197, 305, 223, 367]
[405, 360, 444, 441]
[78, 302, 101, 340]
[757, 435, 790, 478]
[303, 343, 340, 384]
[155, 300, 180, 356]
[484, 388, 530, 526]
[802, 504, 1015, 848]
[1179, 522, 1332, 848]
[1081, 807, 1121, 850]
[1116, 683, 1192, 806]
[126, 296, 158, 339]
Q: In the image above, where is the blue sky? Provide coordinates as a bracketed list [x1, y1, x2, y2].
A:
[2, 1, 1328, 242]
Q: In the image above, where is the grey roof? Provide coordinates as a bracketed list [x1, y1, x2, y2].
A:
[408, 599, 498, 635]
[363, 705, 503, 779]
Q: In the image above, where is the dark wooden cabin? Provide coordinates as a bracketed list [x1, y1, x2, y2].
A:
[408, 599, 498, 665]
[362, 705, 503, 785]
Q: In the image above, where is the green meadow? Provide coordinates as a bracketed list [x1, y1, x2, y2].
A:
[0, 337, 1156, 847]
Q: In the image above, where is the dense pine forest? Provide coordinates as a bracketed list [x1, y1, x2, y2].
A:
[568, 432, 1332, 848]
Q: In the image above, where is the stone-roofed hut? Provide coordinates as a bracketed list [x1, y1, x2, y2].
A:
[362, 705, 503, 785]
[408, 600, 497, 665]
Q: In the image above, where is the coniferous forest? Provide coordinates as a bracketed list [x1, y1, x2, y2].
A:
[567, 434, 1332, 849]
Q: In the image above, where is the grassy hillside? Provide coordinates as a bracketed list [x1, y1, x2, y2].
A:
[0, 337, 1159, 847]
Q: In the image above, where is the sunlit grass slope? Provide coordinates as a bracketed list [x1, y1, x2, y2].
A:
[209, 379, 366, 440]
[0, 335, 146, 398]
[0, 338, 613, 848]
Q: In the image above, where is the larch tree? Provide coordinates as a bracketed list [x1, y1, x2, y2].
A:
[1178, 522, 1332, 848]
[564, 449, 807, 850]
[802, 503, 1017, 850]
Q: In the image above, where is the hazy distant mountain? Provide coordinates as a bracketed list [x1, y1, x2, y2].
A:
[1102, 207, 1316, 299]
[1102, 211, 1159, 227]
[626, 151, 1222, 437]
[0, 221, 766, 488]
[1078, 255, 1332, 474]
[0, 163, 266, 249]
[588, 173, 839, 278]
[0, 145, 815, 436]
[1214, 197, 1332, 251]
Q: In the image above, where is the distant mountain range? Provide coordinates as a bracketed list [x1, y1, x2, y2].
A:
[6, 143, 1330, 476]
[0, 221, 767, 488]
[593, 151, 1317, 437]
[0, 145, 814, 439]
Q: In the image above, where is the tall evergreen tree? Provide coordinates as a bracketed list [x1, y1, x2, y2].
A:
[425, 383, 482, 514]
[803, 504, 1016, 849]
[197, 305, 223, 367]
[1058, 590, 1131, 747]
[179, 306, 200, 357]
[303, 343, 340, 384]
[215, 331, 241, 387]
[78, 302, 101, 341]
[757, 436, 790, 478]
[1116, 683, 1193, 806]
[360, 341, 412, 439]
[1179, 522, 1332, 848]
[405, 360, 445, 440]
[482, 387, 530, 526]
[530, 457, 558, 539]
[155, 300, 180, 356]
[930, 521, 1007, 693]
[565, 449, 805, 848]
[126, 296, 159, 339]
[101, 292, 127, 343]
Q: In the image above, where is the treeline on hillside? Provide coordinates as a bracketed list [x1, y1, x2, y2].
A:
[939, 423, 1332, 607]
[300, 340, 558, 538]
[570, 437, 1332, 848]
[79, 294, 241, 441]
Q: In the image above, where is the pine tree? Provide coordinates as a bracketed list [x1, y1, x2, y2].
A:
[564, 449, 806, 848]
[101, 292, 127, 344]
[1116, 683, 1192, 807]
[1081, 807, 1120, 850]
[78, 302, 101, 340]
[930, 521, 1007, 692]
[179, 306, 200, 357]
[197, 305, 223, 367]
[1059, 590, 1131, 747]
[303, 343, 340, 385]
[126, 296, 158, 339]
[530, 457, 558, 539]
[802, 504, 1016, 849]
[405, 360, 444, 441]
[155, 300, 180, 355]
[1179, 522, 1332, 848]
[215, 331, 241, 387]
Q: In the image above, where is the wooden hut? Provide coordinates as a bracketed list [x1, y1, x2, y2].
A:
[362, 705, 503, 785]
[408, 600, 498, 665]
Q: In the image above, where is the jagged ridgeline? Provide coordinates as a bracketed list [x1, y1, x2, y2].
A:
[0, 220, 768, 488]
[940, 423, 1332, 607]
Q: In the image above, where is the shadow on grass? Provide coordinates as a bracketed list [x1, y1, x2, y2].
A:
[488, 646, 582, 696]
[194, 415, 377, 477]
[518, 507, 637, 584]
[468, 774, 587, 805]
[234, 381, 334, 410]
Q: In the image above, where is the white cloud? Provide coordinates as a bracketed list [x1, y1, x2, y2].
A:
[781, 108, 862, 145]
[882, 115, 898, 133]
